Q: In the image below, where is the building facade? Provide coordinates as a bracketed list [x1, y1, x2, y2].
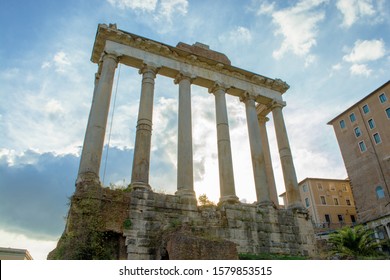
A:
[328, 80, 390, 241]
[0, 247, 33, 260]
[281, 178, 357, 232]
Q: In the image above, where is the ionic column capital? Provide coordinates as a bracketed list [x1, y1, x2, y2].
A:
[270, 99, 286, 110]
[100, 51, 121, 64]
[239, 91, 257, 103]
[208, 81, 228, 94]
[138, 63, 160, 76]
[174, 72, 196, 84]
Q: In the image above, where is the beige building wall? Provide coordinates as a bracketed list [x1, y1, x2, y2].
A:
[0, 247, 33, 260]
[328, 80, 390, 240]
[281, 178, 357, 231]
[299, 178, 357, 229]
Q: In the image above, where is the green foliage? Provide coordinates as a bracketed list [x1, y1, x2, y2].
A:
[169, 218, 182, 229]
[49, 187, 130, 260]
[109, 182, 132, 192]
[328, 225, 383, 259]
[123, 219, 132, 229]
[239, 253, 308, 260]
[198, 194, 216, 207]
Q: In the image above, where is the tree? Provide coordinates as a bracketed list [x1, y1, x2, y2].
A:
[198, 194, 216, 207]
[328, 225, 382, 259]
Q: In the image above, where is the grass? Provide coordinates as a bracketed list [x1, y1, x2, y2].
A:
[239, 253, 308, 260]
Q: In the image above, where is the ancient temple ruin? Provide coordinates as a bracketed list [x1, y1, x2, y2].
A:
[49, 24, 316, 260]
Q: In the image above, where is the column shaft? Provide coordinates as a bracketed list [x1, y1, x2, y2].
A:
[271, 101, 302, 208]
[77, 53, 118, 185]
[258, 116, 279, 206]
[242, 94, 271, 205]
[131, 64, 158, 190]
[175, 74, 195, 199]
[210, 84, 238, 203]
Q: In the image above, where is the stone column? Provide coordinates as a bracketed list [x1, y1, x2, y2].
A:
[271, 100, 302, 209]
[175, 73, 196, 200]
[76, 52, 119, 186]
[258, 115, 279, 207]
[209, 82, 239, 203]
[241, 93, 271, 205]
[131, 64, 159, 191]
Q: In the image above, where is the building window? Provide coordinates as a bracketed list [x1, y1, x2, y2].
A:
[362, 104, 370, 114]
[376, 186, 385, 199]
[320, 196, 326, 205]
[325, 214, 331, 224]
[358, 141, 367, 152]
[379, 93, 387, 103]
[339, 119, 346, 129]
[342, 184, 348, 192]
[373, 133, 381, 144]
[302, 184, 308, 192]
[354, 127, 362, 137]
[346, 198, 351, 206]
[305, 197, 310, 207]
[317, 183, 323, 191]
[350, 215, 356, 224]
[386, 108, 390, 119]
[334, 197, 339, 205]
[368, 119, 375, 129]
[349, 112, 356, 122]
[338, 215, 344, 223]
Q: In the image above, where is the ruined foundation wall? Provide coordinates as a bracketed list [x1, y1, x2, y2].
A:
[126, 190, 317, 259]
[49, 185, 317, 259]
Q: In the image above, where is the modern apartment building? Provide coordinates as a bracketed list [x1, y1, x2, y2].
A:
[328, 80, 390, 241]
[280, 178, 357, 232]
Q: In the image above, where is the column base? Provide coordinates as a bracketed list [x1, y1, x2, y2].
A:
[219, 195, 240, 204]
[75, 172, 101, 188]
[131, 182, 152, 191]
[256, 200, 274, 207]
[175, 189, 197, 205]
[287, 201, 305, 210]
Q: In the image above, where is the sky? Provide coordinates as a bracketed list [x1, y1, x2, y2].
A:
[0, 0, 389, 260]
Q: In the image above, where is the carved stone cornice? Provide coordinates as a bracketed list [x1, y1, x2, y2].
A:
[92, 23, 290, 94]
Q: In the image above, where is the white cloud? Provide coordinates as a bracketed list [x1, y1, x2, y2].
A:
[304, 54, 317, 67]
[41, 51, 72, 73]
[0, 68, 20, 80]
[349, 63, 372, 76]
[336, 0, 376, 28]
[107, 0, 188, 29]
[0, 229, 57, 260]
[53, 51, 71, 73]
[219, 26, 253, 45]
[45, 99, 65, 116]
[41, 62, 51, 69]
[257, 1, 275, 15]
[263, 0, 327, 60]
[156, 0, 188, 23]
[332, 63, 342, 71]
[107, 0, 158, 12]
[343, 39, 386, 63]
[328, 63, 343, 77]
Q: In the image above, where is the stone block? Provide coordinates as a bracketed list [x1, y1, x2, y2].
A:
[166, 232, 238, 260]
